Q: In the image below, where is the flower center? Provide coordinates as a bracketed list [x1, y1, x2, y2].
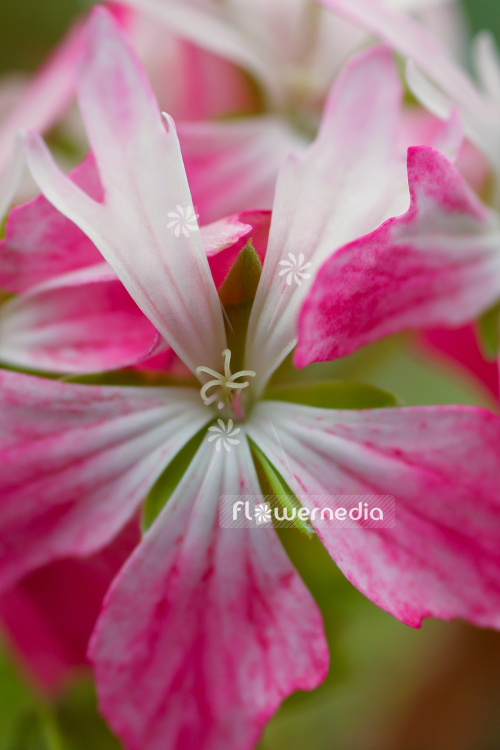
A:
[196, 349, 256, 420]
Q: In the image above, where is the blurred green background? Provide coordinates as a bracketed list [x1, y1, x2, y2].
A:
[1, 1, 500, 750]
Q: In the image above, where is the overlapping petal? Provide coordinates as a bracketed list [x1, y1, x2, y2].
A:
[0, 153, 103, 293]
[248, 400, 500, 628]
[0, 263, 162, 374]
[25, 8, 226, 374]
[180, 117, 307, 224]
[244, 46, 408, 393]
[0, 370, 209, 592]
[319, 0, 500, 170]
[90, 437, 328, 750]
[295, 146, 500, 366]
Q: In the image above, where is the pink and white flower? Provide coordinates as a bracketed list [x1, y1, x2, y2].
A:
[3, 9, 499, 750]
[120, 0, 466, 223]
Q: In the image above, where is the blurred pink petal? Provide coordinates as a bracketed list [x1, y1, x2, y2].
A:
[180, 117, 307, 224]
[0, 520, 140, 693]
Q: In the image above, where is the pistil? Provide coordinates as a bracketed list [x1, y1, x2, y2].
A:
[196, 349, 256, 417]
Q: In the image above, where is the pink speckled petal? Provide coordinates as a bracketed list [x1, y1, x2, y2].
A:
[0, 152, 103, 293]
[25, 8, 226, 374]
[90, 437, 328, 750]
[0, 262, 162, 374]
[0, 370, 209, 592]
[244, 46, 408, 394]
[295, 146, 500, 367]
[248, 401, 500, 629]
[0, 519, 140, 693]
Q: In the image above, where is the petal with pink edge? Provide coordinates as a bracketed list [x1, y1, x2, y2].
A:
[90, 437, 328, 750]
[244, 46, 408, 394]
[0, 370, 209, 592]
[0, 134, 24, 222]
[0, 152, 103, 293]
[0, 263, 162, 374]
[295, 146, 500, 367]
[25, 8, 226, 374]
[248, 400, 500, 628]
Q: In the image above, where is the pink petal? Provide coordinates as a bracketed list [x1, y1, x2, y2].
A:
[0, 370, 208, 591]
[0, 133, 24, 222]
[318, 0, 498, 167]
[0, 22, 83, 177]
[249, 401, 500, 628]
[90, 437, 327, 750]
[25, 8, 226, 374]
[0, 519, 140, 693]
[180, 117, 306, 224]
[0, 263, 162, 374]
[0, 152, 103, 293]
[295, 146, 500, 367]
[117, 0, 283, 104]
[245, 46, 408, 393]
[419, 325, 500, 401]
[203, 211, 271, 288]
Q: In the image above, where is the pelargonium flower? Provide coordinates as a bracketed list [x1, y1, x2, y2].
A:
[119, 0, 466, 222]
[293, 0, 500, 387]
[3, 8, 500, 750]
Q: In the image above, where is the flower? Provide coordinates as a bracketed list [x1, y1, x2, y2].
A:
[292, 0, 500, 385]
[278, 252, 312, 286]
[12, 9, 500, 750]
[0, 153, 255, 374]
[121, 0, 464, 223]
[255, 502, 272, 524]
[207, 418, 241, 452]
[166, 203, 199, 237]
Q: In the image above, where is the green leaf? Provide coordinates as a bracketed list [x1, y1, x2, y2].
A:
[218, 241, 262, 372]
[54, 678, 122, 750]
[249, 438, 314, 539]
[477, 301, 500, 361]
[141, 426, 207, 532]
[264, 380, 401, 410]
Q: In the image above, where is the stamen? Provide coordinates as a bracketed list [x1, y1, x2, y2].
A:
[196, 350, 256, 411]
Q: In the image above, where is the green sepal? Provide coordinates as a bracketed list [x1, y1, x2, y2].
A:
[218, 240, 262, 372]
[141, 426, 207, 533]
[264, 380, 401, 409]
[477, 301, 500, 361]
[249, 438, 314, 539]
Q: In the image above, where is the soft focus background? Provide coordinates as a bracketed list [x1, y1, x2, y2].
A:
[1, 1, 500, 749]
